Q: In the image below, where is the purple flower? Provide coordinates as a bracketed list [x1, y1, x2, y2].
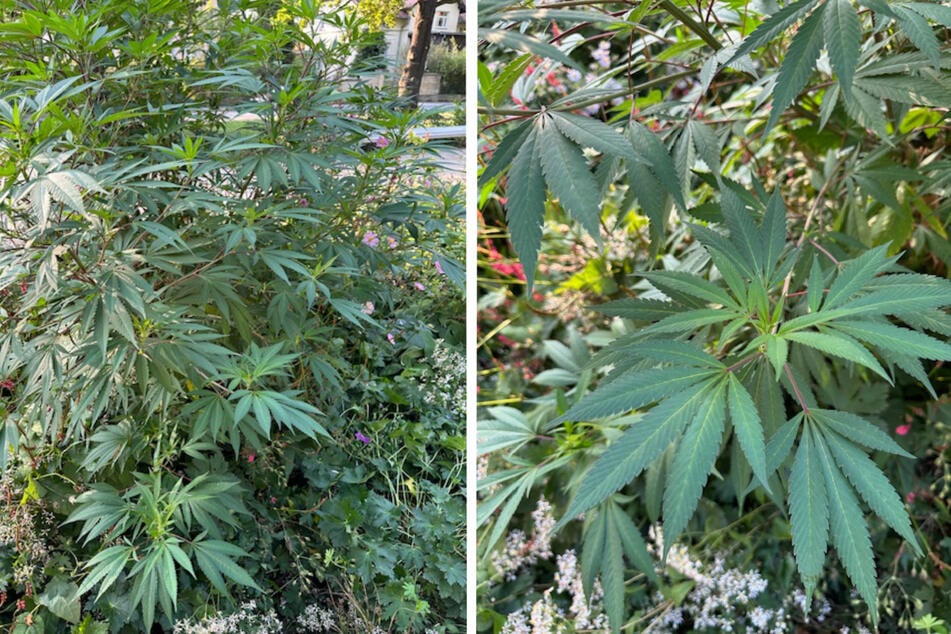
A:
[355, 431, 371, 444]
[363, 231, 379, 248]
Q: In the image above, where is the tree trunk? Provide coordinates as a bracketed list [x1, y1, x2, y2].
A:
[397, 0, 438, 105]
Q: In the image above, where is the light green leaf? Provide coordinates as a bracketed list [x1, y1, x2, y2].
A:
[727, 374, 770, 491]
[765, 335, 789, 380]
[644, 270, 740, 310]
[789, 422, 828, 610]
[814, 431, 879, 624]
[663, 380, 727, 551]
[767, 4, 825, 130]
[477, 407, 538, 455]
[824, 0, 862, 94]
[786, 330, 892, 382]
[555, 366, 717, 423]
[623, 340, 726, 369]
[484, 55, 533, 108]
[823, 245, 896, 310]
[560, 385, 712, 527]
[550, 112, 636, 161]
[832, 319, 951, 361]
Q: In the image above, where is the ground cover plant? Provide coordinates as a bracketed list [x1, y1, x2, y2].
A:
[477, 0, 951, 631]
[0, 0, 465, 631]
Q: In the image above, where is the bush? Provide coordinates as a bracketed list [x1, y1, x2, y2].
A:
[0, 0, 464, 631]
[426, 42, 466, 95]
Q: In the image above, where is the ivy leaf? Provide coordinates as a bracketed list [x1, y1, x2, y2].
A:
[824, 0, 862, 95]
[789, 422, 829, 611]
[505, 123, 546, 289]
[767, 4, 826, 131]
[663, 380, 727, 551]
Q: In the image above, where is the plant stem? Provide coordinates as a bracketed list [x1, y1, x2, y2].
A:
[658, 0, 723, 51]
[479, 69, 694, 117]
[784, 362, 810, 415]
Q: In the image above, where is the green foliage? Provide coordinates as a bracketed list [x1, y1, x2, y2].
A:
[0, 0, 464, 630]
[478, 0, 951, 629]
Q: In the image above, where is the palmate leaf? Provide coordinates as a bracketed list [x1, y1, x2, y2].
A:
[811, 408, 914, 458]
[662, 379, 727, 551]
[831, 319, 951, 362]
[549, 112, 636, 162]
[480, 119, 532, 185]
[820, 427, 922, 556]
[813, 430, 879, 624]
[559, 384, 715, 528]
[785, 329, 892, 382]
[767, 3, 826, 130]
[789, 421, 828, 609]
[505, 123, 546, 289]
[538, 116, 602, 236]
[554, 365, 719, 425]
[730, 0, 820, 62]
[727, 374, 770, 490]
[581, 501, 657, 633]
[824, 0, 862, 95]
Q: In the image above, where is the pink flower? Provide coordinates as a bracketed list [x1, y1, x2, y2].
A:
[362, 301, 375, 315]
[434, 259, 445, 275]
[363, 231, 379, 248]
[906, 491, 916, 503]
[414, 282, 425, 291]
[374, 135, 389, 148]
[896, 424, 911, 436]
[247, 453, 255, 463]
[387, 236, 398, 248]
[387, 332, 396, 344]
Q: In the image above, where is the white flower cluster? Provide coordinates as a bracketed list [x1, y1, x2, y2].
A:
[647, 525, 834, 633]
[490, 497, 556, 580]
[173, 601, 282, 634]
[294, 604, 337, 632]
[501, 548, 610, 634]
[417, 338, 466, 420]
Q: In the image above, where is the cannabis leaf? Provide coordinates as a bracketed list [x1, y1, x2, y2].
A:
[556, 188, 947, 628]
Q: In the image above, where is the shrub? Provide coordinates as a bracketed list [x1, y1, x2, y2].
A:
[426, 42, 466, 95]
[0, 0, 464, 631]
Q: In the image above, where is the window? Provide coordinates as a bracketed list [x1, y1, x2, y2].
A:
[435, 10, 450, 30]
